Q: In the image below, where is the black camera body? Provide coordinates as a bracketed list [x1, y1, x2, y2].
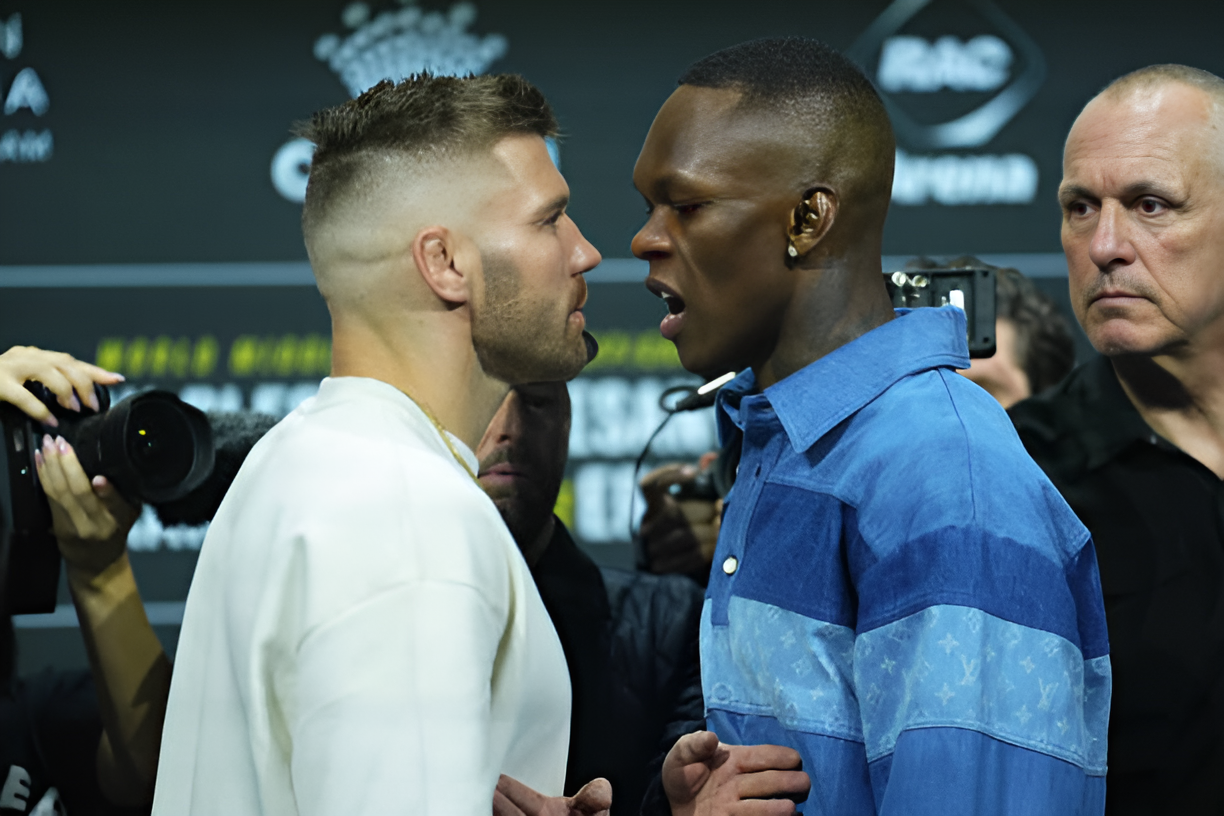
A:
[0, 383, 215, 614]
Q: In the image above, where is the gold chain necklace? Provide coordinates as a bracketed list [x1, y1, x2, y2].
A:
[396, 387, 480, 485]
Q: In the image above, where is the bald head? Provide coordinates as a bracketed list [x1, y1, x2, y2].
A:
[1059, 64, 1224, 358]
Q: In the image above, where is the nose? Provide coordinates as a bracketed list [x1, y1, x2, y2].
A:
[631, 209, 671, 261]
[568, 217, 602, 276]
[476, 390, 524, 463]
[1088, 200, 1137, 271]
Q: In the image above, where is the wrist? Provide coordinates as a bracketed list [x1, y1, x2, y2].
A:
[67, 549, 135, 600]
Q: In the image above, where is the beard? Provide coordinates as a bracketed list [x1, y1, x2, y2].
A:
[470, 251, 588, 385]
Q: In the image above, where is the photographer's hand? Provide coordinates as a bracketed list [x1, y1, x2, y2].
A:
[0, 344, 123, 425]
[35, 435, 170, 807]
[639, 462, 721, 578]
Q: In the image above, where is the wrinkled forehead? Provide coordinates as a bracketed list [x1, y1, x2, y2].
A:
[1063, 85, 1224, 188]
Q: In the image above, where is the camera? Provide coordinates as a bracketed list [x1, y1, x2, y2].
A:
[0, 383, 215, 614]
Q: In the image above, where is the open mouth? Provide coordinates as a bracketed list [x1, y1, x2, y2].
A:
[647, 279, 687, 341]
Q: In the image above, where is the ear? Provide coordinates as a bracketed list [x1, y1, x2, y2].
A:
[787, 187, 838, 261]
[411, 225, 473, 306]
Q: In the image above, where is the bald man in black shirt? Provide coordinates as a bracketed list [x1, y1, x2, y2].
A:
[1011, 64, 1224, 815]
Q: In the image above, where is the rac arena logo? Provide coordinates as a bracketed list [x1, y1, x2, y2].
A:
[271, 1, 508, 203]
[848, 0, 1046, 207]
[0, 12, 53, 164]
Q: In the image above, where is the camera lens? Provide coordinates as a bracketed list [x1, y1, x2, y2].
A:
[124, 401, 195, 490]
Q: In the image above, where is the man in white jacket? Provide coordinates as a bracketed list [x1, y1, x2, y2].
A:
[153, 73, 603, 815]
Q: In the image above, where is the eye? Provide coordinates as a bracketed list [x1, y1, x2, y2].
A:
[1066, 201, 1092, 218]
[542, 210, 564, 227]
[674, 202, 707, 216]
[1137, 197, 1168, 215]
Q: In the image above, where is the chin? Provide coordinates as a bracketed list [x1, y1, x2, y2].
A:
[1087, 321, 1181, 358]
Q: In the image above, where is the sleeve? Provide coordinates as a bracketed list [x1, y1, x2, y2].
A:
[276, 468, 513, 816]
[852, 527, 1111, 816]
[287, 580, 505, 816]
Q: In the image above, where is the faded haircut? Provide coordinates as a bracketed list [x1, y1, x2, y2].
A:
[297, 73, 558, 237]
[680, 37, 887, 124]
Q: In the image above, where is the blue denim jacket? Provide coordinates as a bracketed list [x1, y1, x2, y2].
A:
[704, 306, 1110, 815]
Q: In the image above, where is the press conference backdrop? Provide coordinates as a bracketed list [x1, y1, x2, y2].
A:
[2, 0, 1219, 670]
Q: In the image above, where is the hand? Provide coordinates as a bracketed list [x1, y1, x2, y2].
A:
[493, 775, 612, 816]
[639, 462, 721, 576]
[662, 731, 809, 816]
[35, 435, 141, 578]
[0, 345, 123, 426]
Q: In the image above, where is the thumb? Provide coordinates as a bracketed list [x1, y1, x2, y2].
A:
[672, 731, 721, 766]
[568, 778, 612, 813]
[92, 476, 139, 520]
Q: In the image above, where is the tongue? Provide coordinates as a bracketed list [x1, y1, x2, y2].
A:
[660, 311, 685, 341]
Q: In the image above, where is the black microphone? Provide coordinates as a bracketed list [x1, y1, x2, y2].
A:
[583, 330, 599, 364]
[152, 411, 278, 526]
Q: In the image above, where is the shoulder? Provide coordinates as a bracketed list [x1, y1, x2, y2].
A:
[826, 368, 1085, 561]
[1008, 362, 1103, 483]
[207, 387, 514, 596]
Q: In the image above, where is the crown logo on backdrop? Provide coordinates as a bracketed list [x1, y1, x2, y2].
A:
[314, 1, 508, 97]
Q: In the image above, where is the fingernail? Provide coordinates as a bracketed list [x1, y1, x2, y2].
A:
[86, 391, 100, 411]
[68, 393, 81, 412]
[92, 475, 107, 488]
[34, 449, 43, 467]
[112, 373, 126, 382]
[42, 434, 54, 451]
[42, 415, 59, 429]
[56, 436, 70, 454]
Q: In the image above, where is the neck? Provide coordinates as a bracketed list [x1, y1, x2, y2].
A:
[1111, 339, 1224, 478]
[329, 312, 509, 451]
[521, 514, 556, 568]
[755, 248, 895, 388]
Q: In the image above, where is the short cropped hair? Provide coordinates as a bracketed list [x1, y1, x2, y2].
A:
[297, 73, 558, 234]
[680, 37, 892, 153]
[680, 36, 886, 122]
[677, 37, 895, 216]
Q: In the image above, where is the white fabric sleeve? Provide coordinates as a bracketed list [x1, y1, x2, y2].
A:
[286, 577, 505, 816]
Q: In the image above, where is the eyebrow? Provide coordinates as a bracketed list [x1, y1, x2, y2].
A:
[531, 194, 569, 221]
[1058, 180, 1181, 206]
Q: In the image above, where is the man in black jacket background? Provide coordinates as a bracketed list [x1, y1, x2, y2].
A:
[1011, 64, 1224, 814]
[476, 382, 705, 816]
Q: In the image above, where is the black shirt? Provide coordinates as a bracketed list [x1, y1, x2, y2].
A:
[530, 520, 704, 816]
[1011, 356, 1224, 815]
[0, 669, 143, 816]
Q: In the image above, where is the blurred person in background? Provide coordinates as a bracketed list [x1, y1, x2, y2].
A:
[907, 256, 1076, 407]
[476, 382, 704, 816]
[1011, 65, 1224, 815]
[0, 345, 171, 814]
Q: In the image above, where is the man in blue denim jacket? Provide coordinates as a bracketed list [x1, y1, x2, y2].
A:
[633, 37, 1110, 816]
